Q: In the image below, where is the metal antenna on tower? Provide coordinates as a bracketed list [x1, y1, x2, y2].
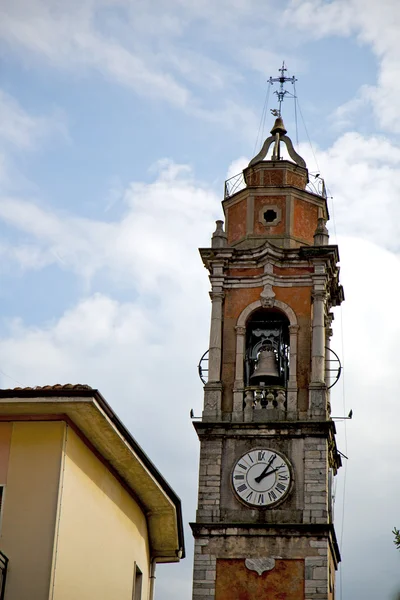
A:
[269, 61, 297, 117]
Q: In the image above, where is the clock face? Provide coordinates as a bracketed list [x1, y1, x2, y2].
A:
[232, 449, 292, 507]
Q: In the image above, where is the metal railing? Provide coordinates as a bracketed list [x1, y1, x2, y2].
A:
[224, 170, 328, 200]
[306, 176, 327, 199]
[224, 172, 246, 199]
[0, 551, 8, 600]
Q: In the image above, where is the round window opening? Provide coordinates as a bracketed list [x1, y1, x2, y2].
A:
[264, 209, 277, 223]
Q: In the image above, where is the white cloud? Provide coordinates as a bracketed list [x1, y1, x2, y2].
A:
[297, 131, 400, 251]
[0, 0, 284, 133]
[226, 156, 248, 180]
[285, 0, 400, 132]
[329, 85, 373, 131]
[242, 48, 306, 78]
[331, 236, 400, 598]
[0, 160, 220, 287]
[283, 0, 354, 38]
[0, 89, 68, 192]
[0, 89, 67, 151]
[0, 3, 190, 108]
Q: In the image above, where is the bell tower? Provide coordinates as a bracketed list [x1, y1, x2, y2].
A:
[191, 71, 344, 600]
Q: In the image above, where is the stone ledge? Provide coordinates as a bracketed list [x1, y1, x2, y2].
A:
[193, 420, 337, 437]
[189, 522, 340, 566]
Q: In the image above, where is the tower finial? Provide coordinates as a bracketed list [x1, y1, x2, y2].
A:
[248, 63, 305, 167]
[268, 61, 297, 117]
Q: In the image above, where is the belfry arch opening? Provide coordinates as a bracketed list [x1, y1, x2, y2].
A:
[245, 308, 290, 388]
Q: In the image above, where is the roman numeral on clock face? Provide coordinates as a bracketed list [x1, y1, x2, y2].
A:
[232, 449, 292, 507]
[237, 483, 248, 493]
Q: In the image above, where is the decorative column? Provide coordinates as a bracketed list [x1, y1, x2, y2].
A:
[325, 312, 334, 414]
[208, 290, 224, 382]
[233, 325, 246, 421]
[309, 288, 327, 417]
[287, 324, 299, 416]
[311, 291, 326, 383]
[203, 289, 224, 419]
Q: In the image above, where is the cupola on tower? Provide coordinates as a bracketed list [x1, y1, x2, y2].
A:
[191, 66, 344, 600]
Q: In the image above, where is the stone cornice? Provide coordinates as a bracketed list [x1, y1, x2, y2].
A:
[224, 275, 313, 289]
[193, 419, 337, 436]
[189, 522, 341, 566]
[200, 242, 340, 269]
[199, 243, 343, 305]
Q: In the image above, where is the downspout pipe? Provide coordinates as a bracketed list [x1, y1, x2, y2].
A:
[149, 559, 156, 600]
[149, 549, 183, 600]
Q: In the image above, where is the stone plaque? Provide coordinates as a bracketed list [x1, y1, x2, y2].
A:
[245, 557, 276, 576]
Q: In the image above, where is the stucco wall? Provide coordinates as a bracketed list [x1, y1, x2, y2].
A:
[51, 424, 150, 600]
[0, 421, 65, 600]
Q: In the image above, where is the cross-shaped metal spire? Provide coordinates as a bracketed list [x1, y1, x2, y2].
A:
[268, 62, 297, 117]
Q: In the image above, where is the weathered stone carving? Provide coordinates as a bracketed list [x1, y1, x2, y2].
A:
[260, 281, 275, 307]
[245, 557, 276, 575]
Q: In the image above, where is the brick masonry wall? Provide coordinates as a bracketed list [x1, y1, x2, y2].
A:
[196, 438, 222, 522]
[305, 540, 329, 599]
[193, 537, 217, 599]
[303, 438, 328, 524]
[192, 532, 332, 600]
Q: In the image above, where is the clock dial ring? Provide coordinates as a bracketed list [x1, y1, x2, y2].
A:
[232, 448, 292, 508]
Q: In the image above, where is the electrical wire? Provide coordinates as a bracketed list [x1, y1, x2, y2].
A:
[338, 301, 348, 600]
[328, 190, 348, 600]
[295, 96, 321, 174]
[326, 186, 337, 244]
[0, 367, 23, 387]
[293, 81, 299, 147]
[253, 85, 271, 156]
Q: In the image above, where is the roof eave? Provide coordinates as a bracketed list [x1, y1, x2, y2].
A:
[0, 390, 185, 560]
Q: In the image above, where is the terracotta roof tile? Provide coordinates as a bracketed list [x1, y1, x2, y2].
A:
[0, 384, 93, 392]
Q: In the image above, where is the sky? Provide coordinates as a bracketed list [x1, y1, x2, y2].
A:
[0, 0, 400, 598]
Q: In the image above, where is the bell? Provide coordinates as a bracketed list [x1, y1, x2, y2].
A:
[251, 348, 279, 383]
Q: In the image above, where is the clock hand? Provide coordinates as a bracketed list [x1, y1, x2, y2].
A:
[254, 455, 276, 483]
[260, 465, 285, 477]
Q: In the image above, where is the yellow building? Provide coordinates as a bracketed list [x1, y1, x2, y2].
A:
[0, 384, 184, 600]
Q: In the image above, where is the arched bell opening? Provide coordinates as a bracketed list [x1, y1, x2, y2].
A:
[244, 309, 290, 408]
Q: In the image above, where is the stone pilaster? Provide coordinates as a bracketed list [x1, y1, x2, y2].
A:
[325, 313, 334, 414]
[311, 290, 326, 384]
[196, 438, 222, 522]
[208, 290, 224, 383]
[232, 325, 246, 421]
[287, 324, 299, 416]
[309, 285, 327, 417]
[303, 437, 328, 524]
[192, 537, 216, 600]
[203, 289, 224, 420]
[305, 540, 329, 600]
